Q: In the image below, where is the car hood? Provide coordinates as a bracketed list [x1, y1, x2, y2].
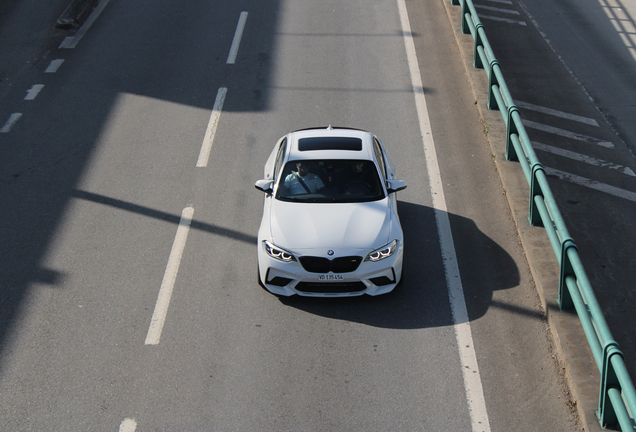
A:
[269, 199, 392, 250]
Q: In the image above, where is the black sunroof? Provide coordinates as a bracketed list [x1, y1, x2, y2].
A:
[298, 137, 362, 151]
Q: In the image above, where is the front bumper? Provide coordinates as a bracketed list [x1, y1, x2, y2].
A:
[257, 244, 403, 297]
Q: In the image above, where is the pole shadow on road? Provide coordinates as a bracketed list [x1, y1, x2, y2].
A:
[280, 200, 526, 330]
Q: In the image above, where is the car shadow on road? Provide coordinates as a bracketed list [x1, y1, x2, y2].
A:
[279, 200, 522, 329]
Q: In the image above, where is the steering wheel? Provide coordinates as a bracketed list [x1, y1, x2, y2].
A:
[344, 181, 372, 195]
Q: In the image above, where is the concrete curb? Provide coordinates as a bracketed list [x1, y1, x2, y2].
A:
[56, 0, 99, 29]
[439, 2, 603, 431]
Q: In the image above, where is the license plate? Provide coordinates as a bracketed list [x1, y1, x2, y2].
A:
[318, 274, 344, 281]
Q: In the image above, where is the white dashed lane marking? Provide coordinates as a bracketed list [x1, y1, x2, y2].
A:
[119, 418, 137, 432]
[45, 59, 65, 73]
[196, 87, 228, 167]
[24, 84, 44, 101]
[1, 113, 23, 133]
[145, 206, 195, 346]
[226, 11, 248, 64]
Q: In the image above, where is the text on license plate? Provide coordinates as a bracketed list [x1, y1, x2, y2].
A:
[318, 274, 344, 281]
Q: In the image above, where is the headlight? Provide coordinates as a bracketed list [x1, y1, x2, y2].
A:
[263, 240, 296, 262]
[365, 240, 397, 262]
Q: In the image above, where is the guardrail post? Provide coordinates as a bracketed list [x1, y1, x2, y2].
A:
[558, 238, 577, 310]
[461, 0, 471, 34]
[528, 162, 545, 226]
[505, 105, 518, 160]
[473, 23, 485, 69]
[487, 60, 500, 110]
[597, 342, 623, 429]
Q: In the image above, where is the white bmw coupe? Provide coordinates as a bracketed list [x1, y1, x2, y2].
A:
[255, 127, 407, 297]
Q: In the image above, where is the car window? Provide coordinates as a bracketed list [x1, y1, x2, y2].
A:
[373, 138, 387, 179]
[276, 159, 385, 203]
[273, 138, 287, 181]
[298, 137, 362, 151]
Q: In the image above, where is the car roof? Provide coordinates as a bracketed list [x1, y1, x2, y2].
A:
[286, 126, 375, 161]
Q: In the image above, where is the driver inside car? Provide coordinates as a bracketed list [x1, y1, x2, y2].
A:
[284, 161, 326, 194]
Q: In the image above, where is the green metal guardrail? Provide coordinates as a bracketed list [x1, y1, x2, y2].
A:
[449, 0, 636, 429]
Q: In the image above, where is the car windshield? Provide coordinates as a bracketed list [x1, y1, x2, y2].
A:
[275, 159, 385, 203]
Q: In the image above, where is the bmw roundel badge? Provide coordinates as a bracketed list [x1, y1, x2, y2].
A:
[327, 250, 334, 256]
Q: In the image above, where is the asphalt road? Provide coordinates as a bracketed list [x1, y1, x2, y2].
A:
[0, 0, 581, 430]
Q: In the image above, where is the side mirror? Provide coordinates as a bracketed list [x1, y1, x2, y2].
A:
[387, 180, 407, 194]
[255, 179, 274, 193]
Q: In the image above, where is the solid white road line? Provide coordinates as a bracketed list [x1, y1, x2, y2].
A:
[119, 418, 137, 432]
[522, 119, 614, 148]
[45, 59, 65, 73]
[24, 84, 44, 101]
[545, 167, 636, 202]
[514, 100, 600, 126]
[533, 141, 636, 177]
[59, 0, 112, 49]
[196, 87, 227, 167]
[1, 113, 22, 133]
[398, 1, 491, 431]
[145, 206, 194, 345]
[226, 11, 248, 64]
